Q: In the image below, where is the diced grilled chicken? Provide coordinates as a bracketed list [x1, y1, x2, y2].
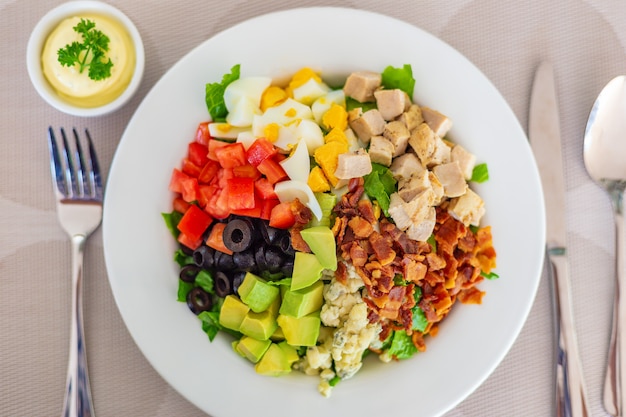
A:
[368, 135, 394, 167]
[448, 188, 485, 226]
[408, 122, 435, 165]
[396, 104, 424, 131]
[388, 190, 436, 242]
[428, 171, 444, 205]
[343, 71, 382, 103]
[374, 89, 411, 121]
[388, 193, 413, 230]
[383, 120, 410, 157]
[450, 144, 476, 180]
[406, 206, 436, 242]
[335, 148, 373, 179]
[390, 152, 423, 181]
[421, 106, 452, 137]
[348, 109, 386, 144]
[398, 170, 430, 203]
[428, 136, 451, 167]
[432, 161, 467, 197]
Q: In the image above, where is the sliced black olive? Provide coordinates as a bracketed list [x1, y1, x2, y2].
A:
[276, 233, 295, 256]
[233, 249, 256, 271]
[254, 244, 267, 271]
[214, 271, 233, 297]
[232, 271, 246, 294]
[265, 246, 284, 273]
[193, 245, 214, 269]
[258, 221, 281, 245]
[281, 259, 294, 277]
[216, 251, 235, 271]
[186, 287, 212, 315]
[223, 218, 255, 252]
[180, 244, 195, 256]
[179, 265, 201, 283]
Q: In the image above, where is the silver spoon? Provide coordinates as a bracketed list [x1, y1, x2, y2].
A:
[583, 75, 626, 416]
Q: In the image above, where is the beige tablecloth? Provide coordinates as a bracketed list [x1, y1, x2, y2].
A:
[2, 0, 626, 416]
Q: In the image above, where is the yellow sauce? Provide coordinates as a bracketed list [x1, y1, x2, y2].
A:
[41, 14, 135, 108]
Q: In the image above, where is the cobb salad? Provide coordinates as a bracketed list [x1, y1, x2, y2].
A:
[162, 64, 497, 397]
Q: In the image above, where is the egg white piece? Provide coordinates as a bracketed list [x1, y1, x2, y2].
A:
[273, 180, 323, 220]
[279, 139, 310, 183]
[236, 130, 256, 150]
[208, 122, 249, 140]
[295, 119, 324, 155]
[223, 77, 272, 112]
[292, 77, 331, 106]
[311, 89, 346, 124]
[226, 96, 261, 127]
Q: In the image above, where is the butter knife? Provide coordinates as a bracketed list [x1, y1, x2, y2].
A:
[529, 61, 590, 417]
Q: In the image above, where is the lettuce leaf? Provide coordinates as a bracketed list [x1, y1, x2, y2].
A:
[470, 163, 489, 183]
[363, 163, 397, 216]
[387, 330, 418, 359]
[381, 64, 415, 96]
[205, 64, 240, 121]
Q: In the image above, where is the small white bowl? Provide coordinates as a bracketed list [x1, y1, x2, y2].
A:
[27, 1, 145, 117]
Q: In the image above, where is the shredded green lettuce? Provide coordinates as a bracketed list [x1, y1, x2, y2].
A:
[345, 96, 378, 111]
[177, 280, 195, 302]
[162, 211, 183, 238]
[198, 311, 221, 341]
[205, 64, 241, 121]
[381, 64, 416, 96]
[195, 270, 215, 294]
[387, 330, 418, 359]
[363, 163, 397, 216]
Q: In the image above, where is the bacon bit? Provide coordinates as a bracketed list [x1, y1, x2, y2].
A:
[289, 227, 311, 252]
[290, 198, 313, 225]
[379, 286, 405, 320]
[348, 216, 374, 238]
[369, 232, 396, 266]
[403, 258, 427, 283]
[349, 241, 368, 267]
[458, 287, 485, 304]
[357, 199, 377, 223]
[335, 261, 348, 285]
[425, 252, 446, 271]
[411, 332, 427, 352]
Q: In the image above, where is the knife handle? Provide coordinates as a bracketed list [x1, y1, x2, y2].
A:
[604, 203, 626, 417]
[548, 248, 590, 417]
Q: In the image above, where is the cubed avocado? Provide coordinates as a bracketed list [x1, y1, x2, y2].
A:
[276, 313, 321, 346]
[235, 336, 272, 363]
[299, 226, 337, 270]
[219, 295, 250, 331]
[240, 310, 278, 340]
[270, 325, 285, 342]
[238, 272, 280, 313]
[277, 341, 300, 365]
[279, 280, 324, 318]
[290, 252, 324, 291]
[254, 343, 292, 376]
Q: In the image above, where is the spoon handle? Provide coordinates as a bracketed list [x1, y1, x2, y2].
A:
[548, 249, 590, 417]
[604, 203, 626, 417]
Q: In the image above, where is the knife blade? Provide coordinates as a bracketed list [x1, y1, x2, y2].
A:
[529, 62, 591, 417]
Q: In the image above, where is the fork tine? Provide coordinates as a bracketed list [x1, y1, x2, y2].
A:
[47, 127, 67, 197]
[60, 128, 77, 198]
[72, 128, 87, 198]
[84, 129, 103, 201]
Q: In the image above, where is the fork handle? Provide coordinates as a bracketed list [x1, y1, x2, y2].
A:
[62, 234, 95, 417]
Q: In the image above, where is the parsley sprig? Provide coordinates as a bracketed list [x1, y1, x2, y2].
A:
[57, 18, 113, 81]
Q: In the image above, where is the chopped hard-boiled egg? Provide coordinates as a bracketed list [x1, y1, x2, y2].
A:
[208, 122, 249, 140]
[279, 139, 310, 183]
[295, 119, 324, 155]
[273, 180, 323, 220]
[292, 77, 331, 106]
[224, 77, 272, 111]
[312, 90, 346, 124]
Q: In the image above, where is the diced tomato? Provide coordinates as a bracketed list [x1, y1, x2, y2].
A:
[214, 143, 247, 169]
[233, 164, 261, 179]
[208, 139, 231, 161]
[188, 142, 209, 167]
[246, 138, 278, 167]
[195, 122, 211, 146]
[197, 184, 218, 208]
[269, 202, 296, 229]
[169, 168, 199, 202]
[206, 222, 233, 255]
[257, 158, 288, 184]
[177, 232, 202, 251]
[182, 158, 202, 178]
[254, 177, 277, 200]
[172, 197, 190, 214]
[232, 195, 263, 218]
[227, 177, 255, 210]
[260, 198, 280, 221]
[197, 160, 220, 184]
[177, 204, 213, 242]
[218, 168, 234, 189]
[212, 185, 230, 219]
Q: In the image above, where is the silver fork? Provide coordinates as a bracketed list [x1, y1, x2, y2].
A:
[48, 127, 103, 417]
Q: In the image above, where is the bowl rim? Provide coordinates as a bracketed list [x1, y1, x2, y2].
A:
[26, 0, 145, 117]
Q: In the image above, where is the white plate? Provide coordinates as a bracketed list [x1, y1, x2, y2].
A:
[103, 7, 545, 417]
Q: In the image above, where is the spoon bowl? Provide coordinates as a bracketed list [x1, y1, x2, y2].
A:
[583, 75, 626, 416]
